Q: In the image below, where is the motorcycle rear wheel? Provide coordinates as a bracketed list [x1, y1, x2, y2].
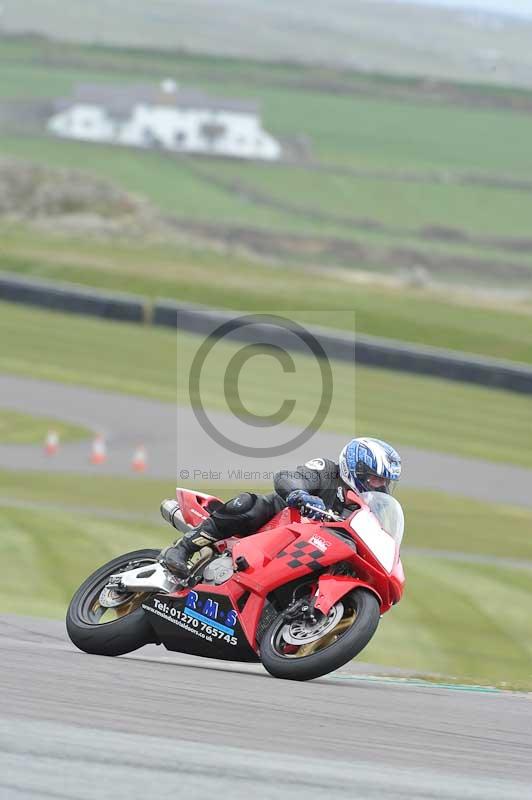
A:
[260, 589, 380, 681]
[66, 548, 160, 657]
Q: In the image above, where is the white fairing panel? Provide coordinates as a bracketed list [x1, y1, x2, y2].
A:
[350, 510, 397, 572]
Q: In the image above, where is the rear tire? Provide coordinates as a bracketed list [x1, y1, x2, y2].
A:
[66, 549, 159, 657]
[260, 589, 380, 681]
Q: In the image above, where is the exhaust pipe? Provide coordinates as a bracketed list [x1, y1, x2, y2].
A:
[160, 499, 192, 534]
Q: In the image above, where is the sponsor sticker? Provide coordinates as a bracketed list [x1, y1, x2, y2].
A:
[185, 590, 238, 632]
[309, 534, 330, 553]
[143, 594, 239, 646]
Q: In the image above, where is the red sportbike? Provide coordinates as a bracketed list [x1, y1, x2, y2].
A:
[67, 487, 405, 681]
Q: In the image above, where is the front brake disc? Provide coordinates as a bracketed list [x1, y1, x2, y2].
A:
[281, 602, 344, 645]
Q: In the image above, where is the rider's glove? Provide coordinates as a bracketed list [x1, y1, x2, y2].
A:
[286, 490, 326, 520]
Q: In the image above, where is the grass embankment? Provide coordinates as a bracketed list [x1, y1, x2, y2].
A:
[0, 409, 89, 445]
[2, 135, 532, 275]
[1, 302, 531, 466]
[3, 136, 532, 254]
[1, 471, 530, 689]
[363, 556, 532, 691]
[2, 226, 532, 364]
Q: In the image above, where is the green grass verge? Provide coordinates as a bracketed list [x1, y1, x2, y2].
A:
[0, 409, 90, 445]
[362, 556, 532, 691]
[0, 480, 530, 689]
[2, 470, 531, 561]
[1, 302, 531, 466]
[0, 469, 176, 517]
[0, 504, 167, 619]
[2, 225, 532, 364]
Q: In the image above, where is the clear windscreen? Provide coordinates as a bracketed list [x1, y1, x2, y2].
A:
[359, 492, 405, 546]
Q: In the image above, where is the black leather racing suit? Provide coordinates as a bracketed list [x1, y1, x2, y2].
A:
[274, 457, 346, 514]
[200, 457, 348, 541]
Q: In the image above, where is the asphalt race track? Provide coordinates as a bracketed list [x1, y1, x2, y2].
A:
[0, 615, 530, 800]
[1, 374, 532, 507]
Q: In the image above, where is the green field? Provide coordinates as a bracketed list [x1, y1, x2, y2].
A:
[6, 134, 532, 267]
[2, 35, 532, 297]
[0, 137, 307, 235]
[3, 133, 532, 246]
[2, 36, 532, 368]
[2, 132, 532, 280]
[1, 302, 531, 466]
[2, 226, 532, 364]
[1, 471, 530, 689]
[3, 37, 532, 177]
[0, 409, 89, 444]
[197, 158, 532, 239]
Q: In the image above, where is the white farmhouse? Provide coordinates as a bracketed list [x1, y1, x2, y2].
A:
[47, 81, 281, 161]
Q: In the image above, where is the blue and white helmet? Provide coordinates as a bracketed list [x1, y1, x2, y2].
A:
[339, 437, 401, 495]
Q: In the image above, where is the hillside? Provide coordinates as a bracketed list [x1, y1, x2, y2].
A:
[2, 36, 532, 295]
[4, 0, 532, 88]
[1, 34, 532, 362]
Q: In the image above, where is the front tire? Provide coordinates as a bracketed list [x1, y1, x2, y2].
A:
[66, 549, 159, 657]
[260, 589, 380, 681]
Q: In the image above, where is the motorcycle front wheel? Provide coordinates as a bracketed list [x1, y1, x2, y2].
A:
[66, 549, 160, 657]
[260, 589, 380, 681]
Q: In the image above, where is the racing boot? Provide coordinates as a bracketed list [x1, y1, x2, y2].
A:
[159, 521, 218, 579]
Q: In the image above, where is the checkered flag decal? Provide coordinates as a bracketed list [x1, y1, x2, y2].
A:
[277, 540, 325, 572]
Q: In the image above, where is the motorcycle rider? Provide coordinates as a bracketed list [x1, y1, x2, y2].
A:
[159, 437, 401, 578]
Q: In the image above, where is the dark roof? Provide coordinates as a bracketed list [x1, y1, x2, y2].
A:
[54, 84, 259, 115]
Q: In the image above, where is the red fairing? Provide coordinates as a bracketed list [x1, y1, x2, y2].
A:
[231, 523, 356, 595]
[176, 487, 222, 527]
[389, 560, 405, 604]
[166, 488, 406, 653]
[314, 574, 382, 616]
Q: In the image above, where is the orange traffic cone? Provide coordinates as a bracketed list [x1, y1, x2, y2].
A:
[90, 434, 107, 465]
[44, 429, 59, 456]
[132, 444, 147, 473]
